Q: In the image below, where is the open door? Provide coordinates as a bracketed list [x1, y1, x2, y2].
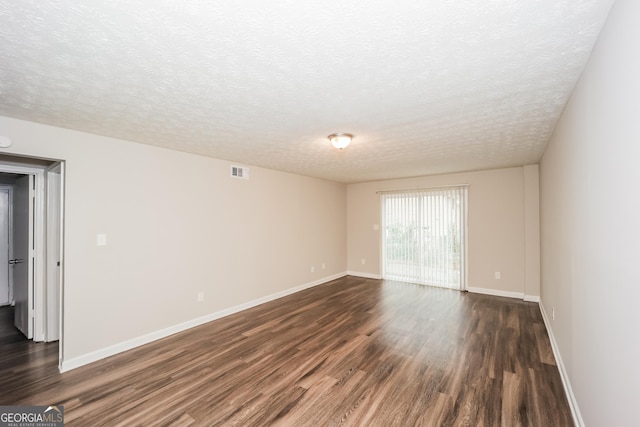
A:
[12, 174, 33, 339]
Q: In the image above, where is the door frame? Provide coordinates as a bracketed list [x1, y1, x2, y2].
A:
[45, 162, 63, 343]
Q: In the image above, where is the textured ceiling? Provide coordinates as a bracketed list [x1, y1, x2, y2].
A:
[0, 1, 614, 183]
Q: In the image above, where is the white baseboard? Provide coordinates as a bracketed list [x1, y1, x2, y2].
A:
[467, 286, 524, 300]
[347, 271, 382, 280]
[466, 287, 541, 303]
[538, 302, 584, 427]
[60, 271, 348, 373]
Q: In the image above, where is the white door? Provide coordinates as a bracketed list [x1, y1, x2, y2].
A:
[13, 174, 33, 338]
[0, 189, 9, 306]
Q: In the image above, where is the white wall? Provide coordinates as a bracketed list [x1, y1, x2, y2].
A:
[347, 166, 540, 299]
[0, 116, 347, 367]
[539, 0, 640, 425]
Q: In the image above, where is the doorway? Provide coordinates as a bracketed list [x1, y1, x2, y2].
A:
[380, 186, 468, 290]
[0, 155, 64, 368]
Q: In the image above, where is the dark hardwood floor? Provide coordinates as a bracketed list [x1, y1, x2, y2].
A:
[0, 276, 573, 426]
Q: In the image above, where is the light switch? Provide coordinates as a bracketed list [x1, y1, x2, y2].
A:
[97, 233, 107, 246]
[373, 224, 380, 230]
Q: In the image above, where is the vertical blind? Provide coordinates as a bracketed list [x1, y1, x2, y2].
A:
[381, 186, 467, 290]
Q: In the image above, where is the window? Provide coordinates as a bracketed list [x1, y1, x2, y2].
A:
[381, 186, 467, 290]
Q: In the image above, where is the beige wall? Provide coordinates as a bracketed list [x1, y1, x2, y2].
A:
[347, 166, 540, 299]
[539, 1, 640, 425]
[0, 116, 347, 366]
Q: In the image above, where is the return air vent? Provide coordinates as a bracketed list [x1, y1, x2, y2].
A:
[230, 165, 249, 179]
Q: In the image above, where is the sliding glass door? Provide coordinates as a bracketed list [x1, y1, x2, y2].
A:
[381, 186, 467, 290]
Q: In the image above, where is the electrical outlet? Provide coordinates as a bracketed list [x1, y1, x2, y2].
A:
[311, 266, 315, 273]
[197, 291, 204, 302]
[361, 258, 366, 265]
[494, 272, 501, 279]
[322, 263, 326, 270]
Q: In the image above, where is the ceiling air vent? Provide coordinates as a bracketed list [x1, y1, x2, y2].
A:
[230, 165, 249, 180]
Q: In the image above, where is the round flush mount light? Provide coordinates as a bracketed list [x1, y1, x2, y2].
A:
[0, 136, 12, 148]
[328, 133, 353, 150]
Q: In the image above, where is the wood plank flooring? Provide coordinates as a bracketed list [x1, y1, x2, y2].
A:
[0, 276, 573, 426]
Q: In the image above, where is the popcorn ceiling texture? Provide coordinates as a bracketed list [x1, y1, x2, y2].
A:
[0, 1, 613, 183]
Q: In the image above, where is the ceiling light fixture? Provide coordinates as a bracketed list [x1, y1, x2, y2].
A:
[328, 133, 353, 150]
